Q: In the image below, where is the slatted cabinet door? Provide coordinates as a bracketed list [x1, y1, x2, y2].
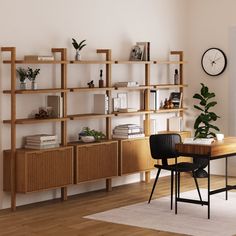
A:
[74, 141, 118, 183]
[4, 146, 73, 193]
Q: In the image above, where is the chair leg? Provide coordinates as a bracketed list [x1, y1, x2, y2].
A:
[148, 169, 161, 203]
[171, 170, 173, 210]
[192, 171, 203, 205]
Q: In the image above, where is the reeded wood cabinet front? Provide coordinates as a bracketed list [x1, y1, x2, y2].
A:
[74, 141, 118, 183]
[4, 146, 73, 193]
[119, 138, 154, 175]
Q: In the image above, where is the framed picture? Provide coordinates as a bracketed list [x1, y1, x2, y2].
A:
[129, 45, 144, 61]
[112, 97, 121, 112]
[117, 93, 128, 109]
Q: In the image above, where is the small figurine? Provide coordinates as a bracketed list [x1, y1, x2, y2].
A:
[87, 80, 94, 88]
[174, 69, 179, 85]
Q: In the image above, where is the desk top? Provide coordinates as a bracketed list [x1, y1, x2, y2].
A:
[176, 137, 236, 159]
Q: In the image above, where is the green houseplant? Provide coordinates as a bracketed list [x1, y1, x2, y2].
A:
[27, 67, 40, 90]
[16, 67, 28, 89]
[79, 127, 105, 142]
[193, 83, 220, 139]
[72, 38, 86, 60]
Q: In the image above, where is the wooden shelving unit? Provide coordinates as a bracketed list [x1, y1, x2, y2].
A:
[1, 46, 188, 211]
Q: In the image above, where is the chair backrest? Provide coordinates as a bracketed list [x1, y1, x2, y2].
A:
[149, 134, 181, 164]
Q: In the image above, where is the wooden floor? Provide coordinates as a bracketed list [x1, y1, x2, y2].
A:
[0, 174, 234, 236]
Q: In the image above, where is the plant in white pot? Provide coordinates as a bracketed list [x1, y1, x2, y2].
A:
[72, 38, 86, 60]
[27, 67, 40, 90]
[16, 67, 28, 90]
[79, 127, 105, 143]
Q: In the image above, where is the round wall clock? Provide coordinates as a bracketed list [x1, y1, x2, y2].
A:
[201, 48, 227, 76]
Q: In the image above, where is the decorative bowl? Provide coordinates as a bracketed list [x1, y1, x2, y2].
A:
[81, 136, 95, 143]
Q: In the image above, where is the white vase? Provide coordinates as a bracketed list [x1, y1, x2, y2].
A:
[20, 82, 26, 90]
[75, 50, 81, 60]
[31, 81, 37, 90]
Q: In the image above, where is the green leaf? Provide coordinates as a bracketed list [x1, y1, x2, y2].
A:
[193, 93, 204, 100]
[208, 124, 220, 131]
[205, 101, 217, 111]
[72, 38, 79, 49]
[206, 92, 215, 100]
[78, 39, 86, 49]
[201, 84, 208, 97]
[194, 105, 204, 112]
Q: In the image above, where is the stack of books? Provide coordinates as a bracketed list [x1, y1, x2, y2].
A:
[114, 81, 139, 87]
[24, 134, 59, 149]
[112, 124, 144, 139]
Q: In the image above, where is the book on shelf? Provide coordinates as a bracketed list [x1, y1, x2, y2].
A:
[24, 55, 55, 61]
[47, 95, 63, 118]
[169, 92, 183, 108]
[117, 108, 138, 113]
[25, 134, 57, 141]
[94, 94, 109, 114]
[150, 90, 160, 110]
[26, 140, 58, 146]
[183, 138, 215, 145]
[114, 81, 139, 87]
[136, 42, 150, 61]
[112, 133, 145, 139]
[25, 143, 59, 149]
[113, 128, 142, 134]
[167, 116, 183, 132]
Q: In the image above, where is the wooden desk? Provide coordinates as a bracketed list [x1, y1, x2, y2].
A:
[175, 137, 236, 219]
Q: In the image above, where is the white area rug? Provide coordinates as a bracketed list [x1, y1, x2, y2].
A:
[85, 189, 236, 236]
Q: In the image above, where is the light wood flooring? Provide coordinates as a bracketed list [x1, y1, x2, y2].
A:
[0, 174, 234, 236]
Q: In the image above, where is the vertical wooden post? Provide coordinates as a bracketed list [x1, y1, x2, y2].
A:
[97, 49, 113, 191]
[52, 48, 68, 200]
[1, 47, 17, 211]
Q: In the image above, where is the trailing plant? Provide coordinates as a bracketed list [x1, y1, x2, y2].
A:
[27, 67, 40, 81]
[16, 67, 28, 82]
[80, 127, 105, 140]
[193, 83, 220, 139]
[72, 38, 86, 51]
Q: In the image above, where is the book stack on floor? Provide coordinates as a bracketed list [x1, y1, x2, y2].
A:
[112, 124, 145, 139]
[24, 134, 59, 149]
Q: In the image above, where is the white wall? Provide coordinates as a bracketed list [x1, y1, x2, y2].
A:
[0, 0, 189, 209]
[186, 0, 236, 175]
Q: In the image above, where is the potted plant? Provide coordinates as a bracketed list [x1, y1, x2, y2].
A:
[79, 127, 105, 142]
[72, 38, 86, 60]
[27, 67, 40, 90]
[193, 83, 220, 139]
[16, 67, 28, 90]
[192, 83, 220, 177]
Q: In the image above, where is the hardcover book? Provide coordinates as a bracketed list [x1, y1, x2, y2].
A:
[47, 95, 63, 118]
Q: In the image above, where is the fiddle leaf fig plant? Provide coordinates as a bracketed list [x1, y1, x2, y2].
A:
[193, 83, 220, 139]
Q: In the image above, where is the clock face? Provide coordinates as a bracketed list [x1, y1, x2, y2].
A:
[201, 48, 227, 76]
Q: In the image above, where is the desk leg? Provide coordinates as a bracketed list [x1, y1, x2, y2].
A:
[208, 159, 210, 219]
[226, 156, 228, 200]
[175, 156, 178, 215]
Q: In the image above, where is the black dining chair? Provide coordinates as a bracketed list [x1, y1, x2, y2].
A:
[148, 133, 203, 210]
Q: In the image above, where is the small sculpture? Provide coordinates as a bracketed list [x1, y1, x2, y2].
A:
[163, 98, 174, 109]
[87, 80, 94, 88]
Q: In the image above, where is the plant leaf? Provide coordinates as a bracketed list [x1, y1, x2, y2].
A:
[194, 105, 204, 112]
[205, 101, 217, 111]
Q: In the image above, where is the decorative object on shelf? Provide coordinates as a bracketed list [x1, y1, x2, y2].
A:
[174, 69, 179, 85]
[47, 95, 63, 118]
[79, 127, 105, 142]
[201, 48, 227, 76]
[99, 69, 104, 88]
[117, 93, 128, 109]
[87, 80, 94, 88]
[16, 67, 28, 90]
[192, 83, 220, 178]
[112, 124, 144, 139]
[112, 97, 120, 112]
[162, 98, 174, 109]
[34, 107, 51, 119]
[136, 42, 150, 61]
[129, 45, 144, 61]
[27, 67, 40, 90]
[72, 38, 86, 60]
[169, 92, 182, 108]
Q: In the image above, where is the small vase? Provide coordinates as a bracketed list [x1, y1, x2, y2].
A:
[75, 50, 81, 61]
[31, 81, 37, 90]
[20, 82, 26, 90]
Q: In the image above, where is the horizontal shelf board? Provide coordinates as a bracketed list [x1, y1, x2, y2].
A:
[70, 87, 114, 92]
[69, 139, 116, 146]
[3, 88, 69, 94]
[114, 60, 153, 64]
[152, 84, 188, 89]
[153, 60, 187, 64]
[70, 60, 114, 64]
[115, 85, 151, 90]
[68, 113, 114, 120]
[154, 108, 187, 113]
[3, 60, 67, 64]
[113, 110, 153, 116]
[3, 117, 68, 124]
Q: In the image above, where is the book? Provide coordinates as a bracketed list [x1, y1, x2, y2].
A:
[150, 90, 160, 110]
[26, 140, 58, 146]
[94, 94, 108, 114]
[47, 95, 63, 118]
[183, 138, 215, 145]
[112, 133, 145, 139]
[136, 42, 150, 61]
[25, 143, 59, 149]
[25, 134, 57, 141]
[117, 108, 138, 112]
[167, 116, 183, 132]
[115, 124, 140, 128]
[113, 127, 142, 134]
[114, 81, 139, 87]
[169, 92, 183, 108]
[24, 55, 54, 61]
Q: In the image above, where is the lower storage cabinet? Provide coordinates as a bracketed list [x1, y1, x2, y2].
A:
[74, 140, 118, 183]
[3, 146, 74, 193]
